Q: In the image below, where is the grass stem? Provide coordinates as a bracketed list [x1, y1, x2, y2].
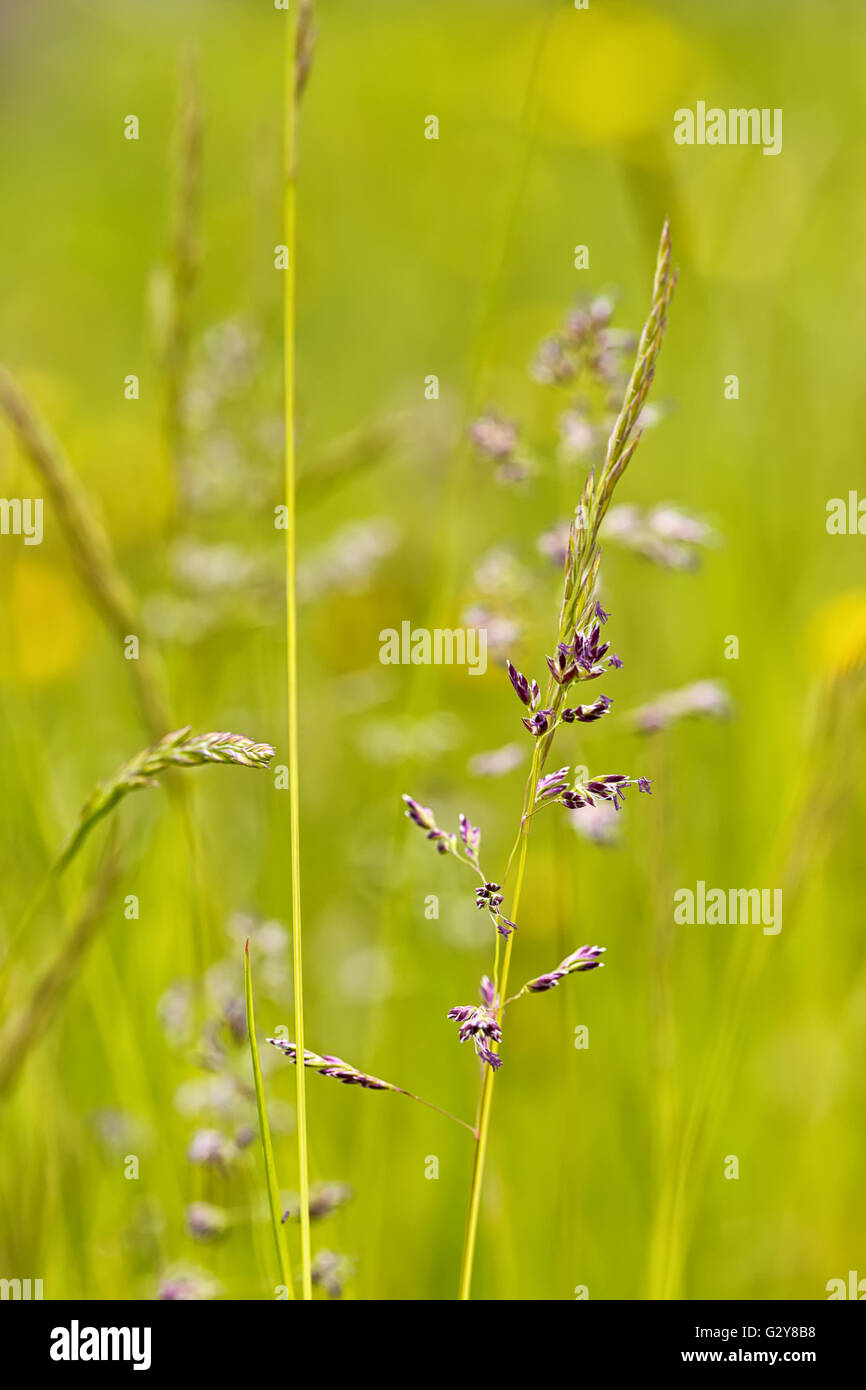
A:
[245, 942, 294, 1296]
[283, 3, 312, 1302]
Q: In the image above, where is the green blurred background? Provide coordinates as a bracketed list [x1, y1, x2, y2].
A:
[1, 0, 865, 1300]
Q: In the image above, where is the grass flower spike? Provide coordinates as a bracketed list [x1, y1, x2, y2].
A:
[54, 726, 274, 874]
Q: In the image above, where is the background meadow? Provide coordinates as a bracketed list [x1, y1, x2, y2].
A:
[1, 0, 865, 1301]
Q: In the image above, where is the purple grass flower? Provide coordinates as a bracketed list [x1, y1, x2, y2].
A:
[537, 766, 570, 800]
[569, 620, 614, 679]
[570, 797, 621, 846]
[631, 679, 732, 734]
[468, 412, 519, 461]
[458, 812, 481, 863]
[601, 502, 717, 570]
[402, 794, 454, 854]
[531, 335, 576, 386]
[308, 1182, 353, 1219]
[187, 1128, 235, 1169]
[447, 1005, 502, 1045]
[595, 600, 610, 624]
[283, 1181, 353, 1223]
[563, 773, 652, 812]
[522, 708, 555, 736]
[559, 408, 597, 459]
[477, 1044, 503, 1071]
[402, 794, 436, 830]
[561, 694, 612, 724]
[475, 882, 515, 937]
[524, 944, 606, 993]
[157, 1266, 221, 1301]
[185, 1201, 228, 1241]
[546, 642, 578, 685]
[311, 1249, 355, 1300]
[268, 1039, 398, 1092]
[448, 976, 504, 1070]
[608, 652, 623, 669]
[537, 521, 571, 567]
[475, 881, 503, 912]
[506, 659, 540, 708]
[468, 742, 524, 777]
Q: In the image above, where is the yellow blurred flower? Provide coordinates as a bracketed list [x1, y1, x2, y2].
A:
[541, 5, 697, 147]
[68, 417, 169, 544]
[809, 590, 866, 678]
[10, 560, 89, 684]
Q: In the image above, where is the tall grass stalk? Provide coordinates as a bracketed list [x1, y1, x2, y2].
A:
[457, 222, 676, 1299]
[245, 942, 294, 1296]
[282, 1, 312, 1302]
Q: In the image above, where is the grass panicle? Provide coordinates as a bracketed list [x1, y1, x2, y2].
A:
[268, 1038, 476, 1133]
[456, 222, 676, 1299]
[53, 726, 275, 876]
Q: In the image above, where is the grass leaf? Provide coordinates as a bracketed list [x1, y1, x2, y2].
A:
[244, 940, 294, 1298]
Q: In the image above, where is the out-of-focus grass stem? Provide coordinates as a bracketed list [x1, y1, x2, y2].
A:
[0, 368, 172, 740]
[161, 51, 201, 525]
[0, 834, 120, 1099]
[245, 942, 294, 1296]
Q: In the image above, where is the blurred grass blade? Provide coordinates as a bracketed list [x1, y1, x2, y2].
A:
[0, 366, 173, 740]
[244, 941, 294, 1298]
[0, 834, 121, 1099]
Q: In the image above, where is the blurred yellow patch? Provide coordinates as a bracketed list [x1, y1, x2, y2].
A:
[69, 417, 169, 544]
[809, 591, 866, 677]
[681, 151, 809, 285]
[10, 561, 88, 684]
[542, 6, 697, 147]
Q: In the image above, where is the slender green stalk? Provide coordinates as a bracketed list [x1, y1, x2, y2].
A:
[245, 942, 294, 1296]
[459, 746, 541, 1299]
[283, 3, 312, 1302]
